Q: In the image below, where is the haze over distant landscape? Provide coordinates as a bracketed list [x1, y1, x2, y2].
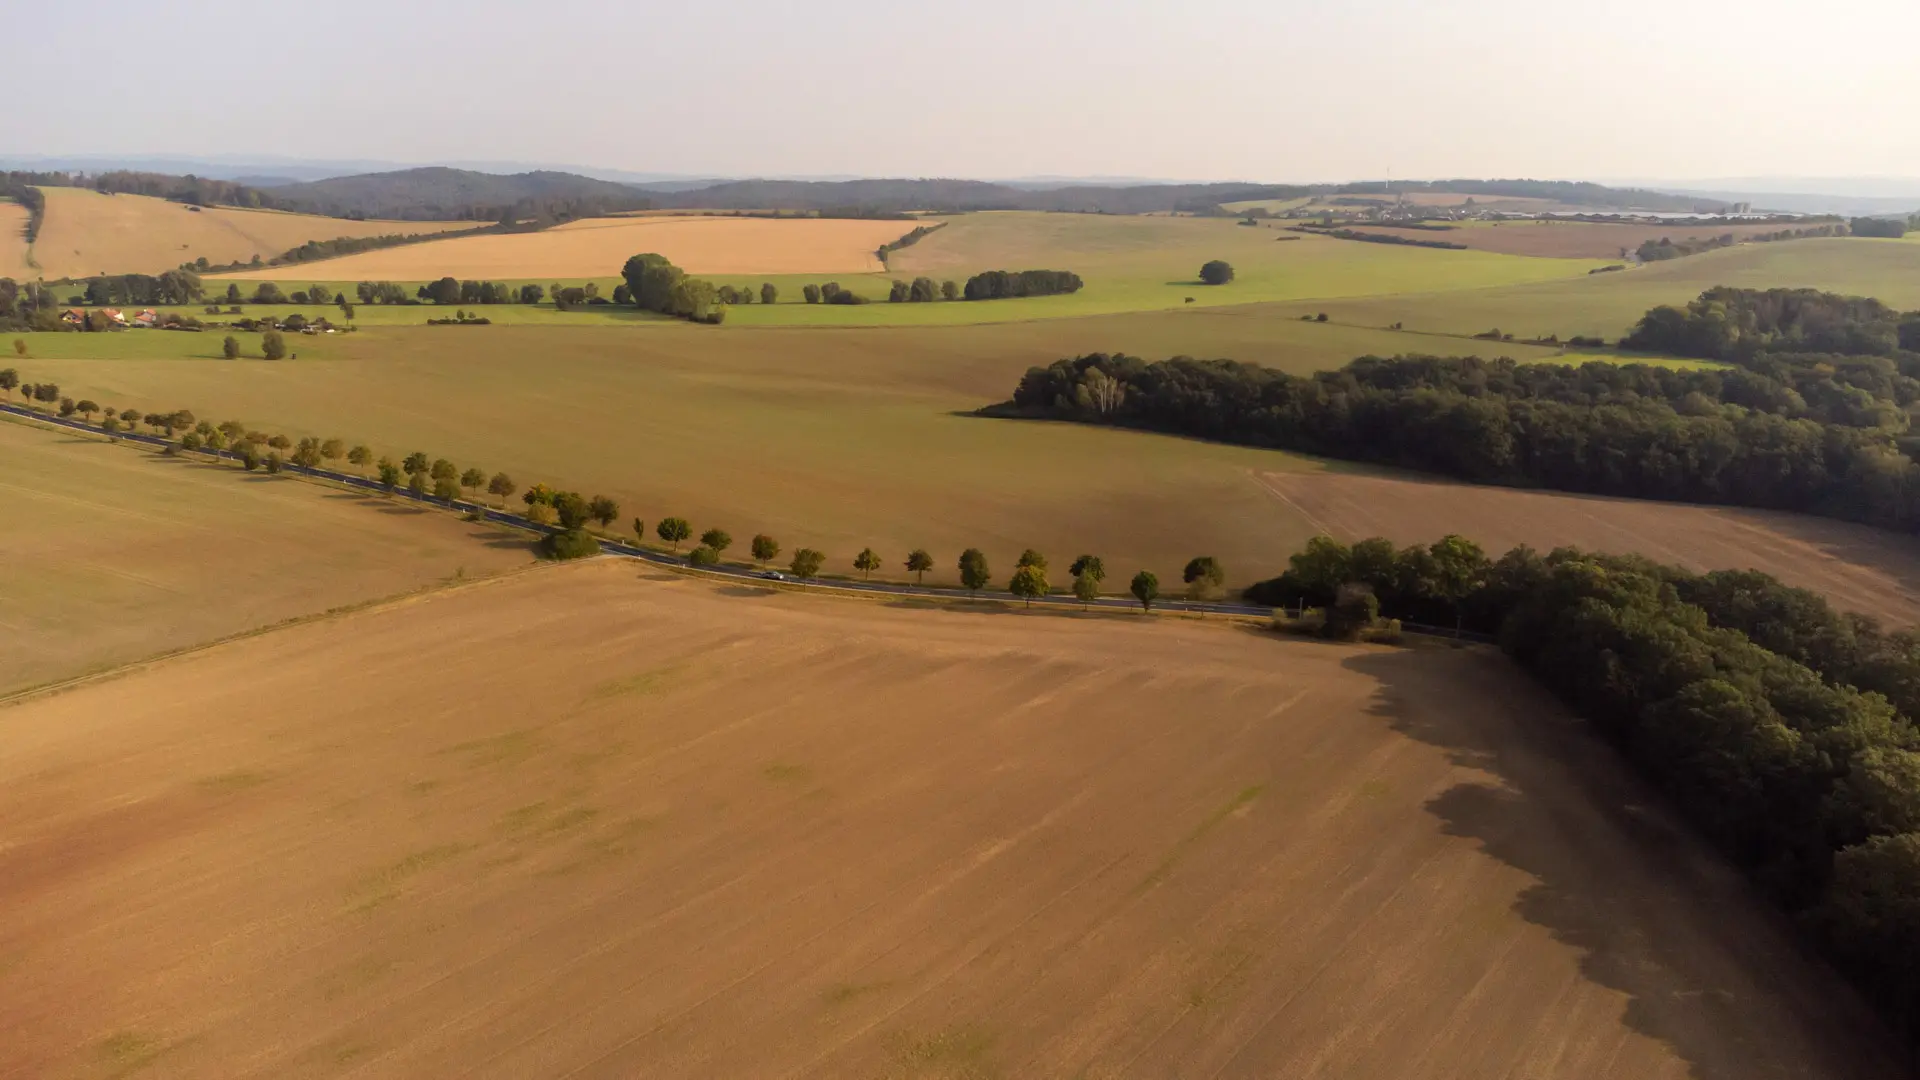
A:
[6, 0, 1918, 183]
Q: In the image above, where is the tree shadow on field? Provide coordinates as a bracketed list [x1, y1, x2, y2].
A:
[714, 585, 777, 598]
[1341, 648, 1907, 1080]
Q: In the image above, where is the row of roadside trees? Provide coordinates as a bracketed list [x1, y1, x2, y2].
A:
[1, 367, 1230, 605]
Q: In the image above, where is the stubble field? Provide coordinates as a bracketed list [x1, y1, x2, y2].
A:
[0, 561, 1901, 1079]
[28, 187, 476, 279]
[209, 215, 925, 281]
[0, 417, 532, 695]
[1255, 470, 1920, 626]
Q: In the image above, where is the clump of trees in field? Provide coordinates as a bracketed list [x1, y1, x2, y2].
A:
[962, 269, 1083, 301]
[1245, 531, 1920, 1048]
[620, 253, 725, 324]
[1851, 217, 1908, 239]
[997, 287, 1920, 533]
[1625, 286, 1916, 360]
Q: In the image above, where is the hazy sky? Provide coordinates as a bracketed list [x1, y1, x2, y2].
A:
[11, 0, 1917, 182]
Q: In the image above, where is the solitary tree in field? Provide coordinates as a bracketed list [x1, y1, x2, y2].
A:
[267, 434, 292, 450]
[321, 438, 346, 466]
[958, 548, 991, 595]
[102, 416, 121, 434]
[1182, 556, 1225, 600]
[854, 548, 881, 579]
[657, 517, 692, 552]
[1130, 570, 1159, 612]
[1199, 260, 1235, 286]
[181, 432, 203, 452]
[433, 474, 462, 501]
[888, 280, 909, 303]
[941, 280, 959, 301]
[10, 339, 22, 358]
[348, 444, 373, 472]
[1016, 549, 1047, 572]
[377, 458, 401, 490]
[751, 533, 780, 566]
[265, 451, 284, 474]
[240, 444, 264, 471]
[0, 368, 16, 396]
[407, 471, 429, 497]
[75, 399, 98, 421]
[803, 283, 821, 304]
[120, 408, 141, 428]
[1009, 563, 1049, 607]
[261, 330, 287, 360]
[905, 548, 933, 584]
[631, 517, 646, 540]
[760, 282, 777, 305]
[402, 451, 429, 477]
[58, 397, 74, 417]
[222, 335, 240, 359]
[488, 472, 516, 505]
[460, 467, 486, 497]
[430, 458, 457, 482]
[700, 528, 732, 556]
[790, 547, 825, 579]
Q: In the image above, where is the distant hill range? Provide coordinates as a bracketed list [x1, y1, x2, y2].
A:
[2, 164, 1732, 223]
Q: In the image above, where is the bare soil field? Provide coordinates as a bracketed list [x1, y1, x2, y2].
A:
[1341, 220, 1822, 260]
[1256, 469, 1920, 626]
[0, 418, 531, 695]
[28, 187, 475, 279]
[0, 198, 30, 277]
[1, 560, 1902, 1079]
[211, 215, 921, 281]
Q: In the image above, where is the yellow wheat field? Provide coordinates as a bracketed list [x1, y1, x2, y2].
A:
[210, 215, 923, 280]
[28, 187, 476, 279]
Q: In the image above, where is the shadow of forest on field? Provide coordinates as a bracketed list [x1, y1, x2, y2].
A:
[1343, 648, 1907, 1080]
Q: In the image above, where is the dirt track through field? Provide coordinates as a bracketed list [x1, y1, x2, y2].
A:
[0, 561, 1901, 1078]
[1256, 470, 1920, 626]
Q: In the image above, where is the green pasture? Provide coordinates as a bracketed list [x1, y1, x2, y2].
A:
[1287, 238, 1920, 341]
[5, 318, 1432, 592]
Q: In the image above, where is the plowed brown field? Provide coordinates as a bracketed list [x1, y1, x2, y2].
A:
[1255, 470, 1920, 625]
[211, 215, 920, 280]
[1, 561, 1900, 1078]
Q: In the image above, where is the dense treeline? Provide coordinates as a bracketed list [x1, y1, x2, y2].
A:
[1246, 532, 1920, 1046]
[962, 269, 1083, 301]
[997, 336, 1920, 531]
[1853, 217, 1910, 239]
[1289, 225, 1468, 250]
[0, 278, 72, 330]
[80, 270, 205, 306]
[1624, 286, 1918, 361]
[1635, 223, 1846, 262]
[874, 221, 947, 265]
[0, 173, 52, 241]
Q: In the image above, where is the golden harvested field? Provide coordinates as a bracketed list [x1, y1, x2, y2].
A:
[0, 198, 30, 277]
[28, 187, 476, 280]
[1341, 220, 1831, 260]
[1, 561, 1902, 1078]
[0, 418, 531, 695]
[1256, 470, 1920, 626]
[212, 215, 922, 281]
